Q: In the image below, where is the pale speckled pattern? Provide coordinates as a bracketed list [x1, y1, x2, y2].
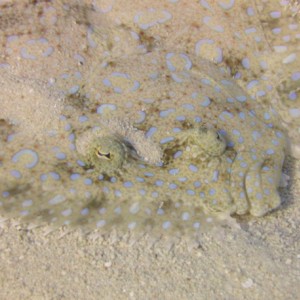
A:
[0, 0, 299, 236]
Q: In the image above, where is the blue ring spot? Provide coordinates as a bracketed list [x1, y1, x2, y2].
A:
[11, 149, 39, 169]
[182, 212, 190, 221]
[169, 168, 179, 175]
[155, 180, 164, 186]
[187, 190, 195, 196]
[200, 96, 211, 107]
[97, 104, 117, 114]
[70, 173, 80, 180]
[81, 208, 89, 215]
[169, 183, 177, 190]
[10, 170, 21, 178]
[194, 181, 201, 188]
[189, 164, 198, 172]
[84, 178, 93, 185]
[96, 220, 106, 227]
[160, 137, 174, 144]
[209, 189, 216, 196]
[162, 221, 171, 229]
[123, 181, 133, 188]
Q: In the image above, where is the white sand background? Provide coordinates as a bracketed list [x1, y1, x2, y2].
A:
[0, 1, 300, 299]
[0, 170, 299, 300]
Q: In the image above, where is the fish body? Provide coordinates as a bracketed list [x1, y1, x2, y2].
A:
[0, 0, 298, 236]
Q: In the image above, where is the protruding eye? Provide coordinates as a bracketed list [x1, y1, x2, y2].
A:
[96, 150, 111, 160]
[195, 127, 227, 156]
[76, 131, 128, 174]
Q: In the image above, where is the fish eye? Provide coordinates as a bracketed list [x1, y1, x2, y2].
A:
[96, 149, 111, 160]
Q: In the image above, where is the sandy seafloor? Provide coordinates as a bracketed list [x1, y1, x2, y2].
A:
[0, 177, 300, 300]
[0, 173, 300, 300]
[0, 1, 300, 299]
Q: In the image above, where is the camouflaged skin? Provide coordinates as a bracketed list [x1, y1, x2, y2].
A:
[0, 0, 297, 234]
